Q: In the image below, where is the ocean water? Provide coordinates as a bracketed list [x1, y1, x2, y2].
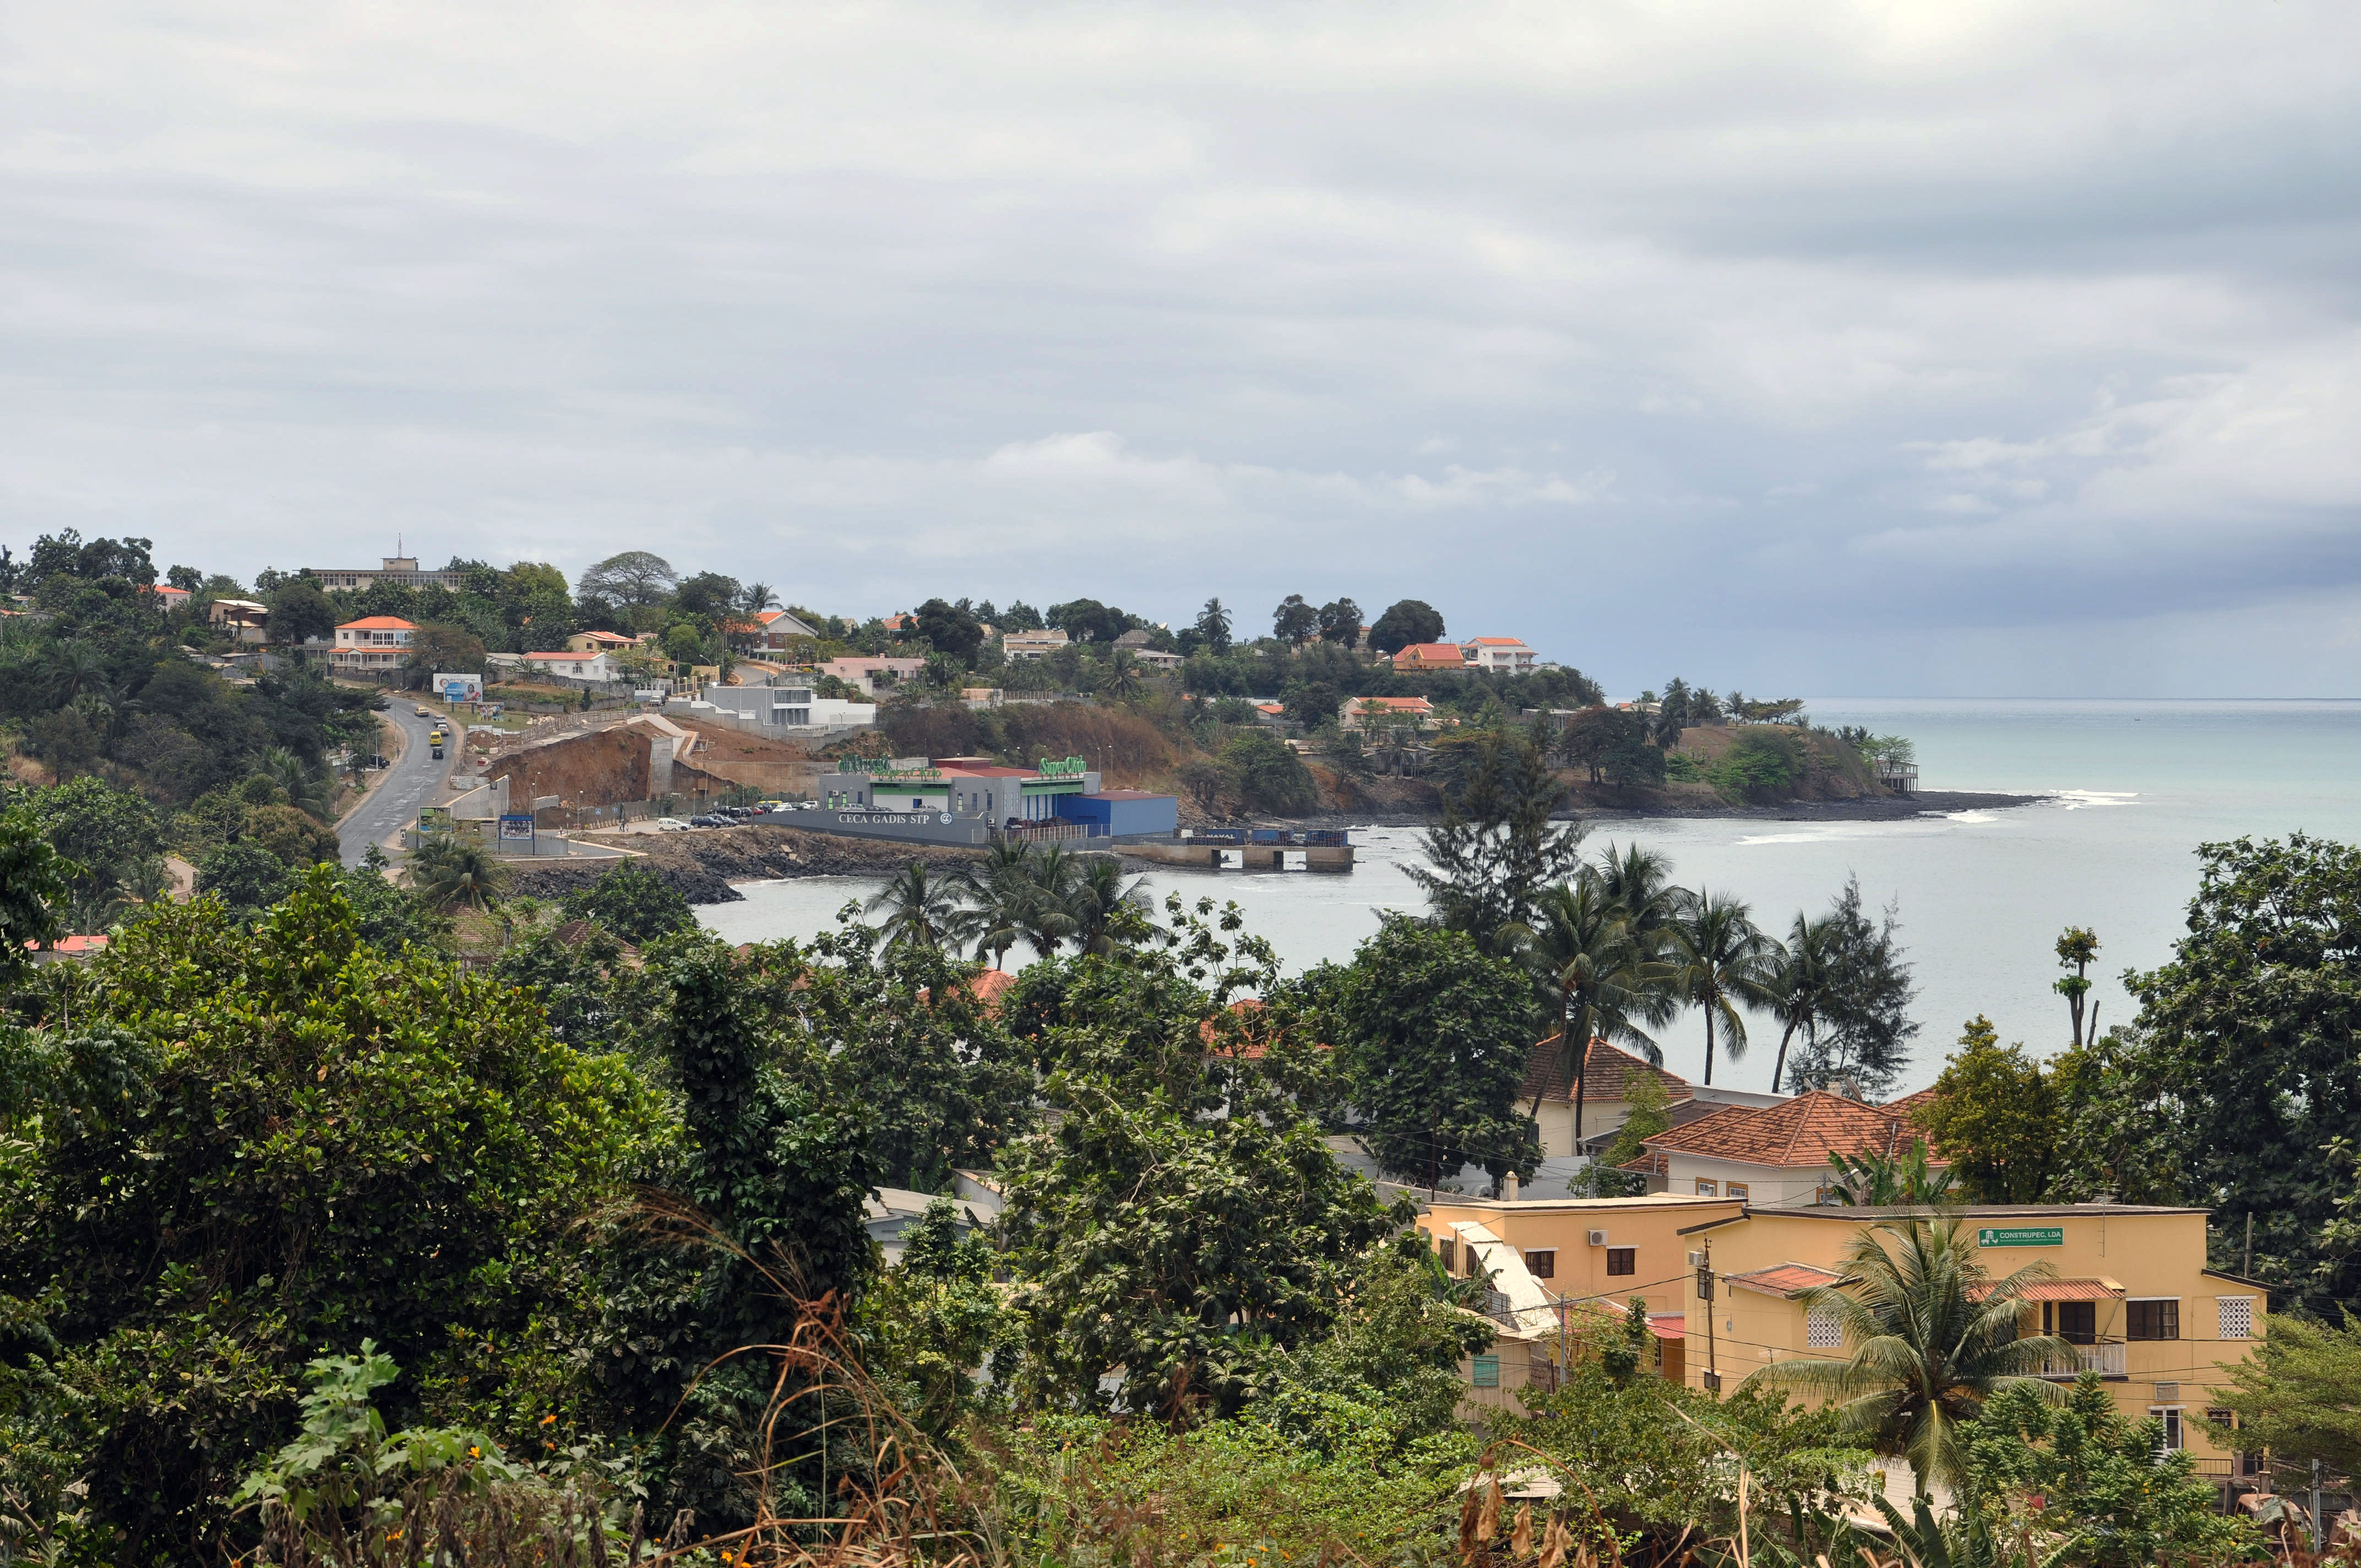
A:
[697, 699, 2361, 1095]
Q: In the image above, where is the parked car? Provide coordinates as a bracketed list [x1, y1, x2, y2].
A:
[689, 813, 735, 828]
[654, 818, 690, 831]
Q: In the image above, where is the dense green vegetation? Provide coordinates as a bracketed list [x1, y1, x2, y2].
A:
[4, 534, 2343, 1565]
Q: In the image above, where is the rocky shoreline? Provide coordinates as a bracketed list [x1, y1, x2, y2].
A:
[504, 824, 985, 906]
[508, 791, 2046, 906]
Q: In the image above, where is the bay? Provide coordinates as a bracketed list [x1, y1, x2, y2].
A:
[696, 699, 2361, 1095]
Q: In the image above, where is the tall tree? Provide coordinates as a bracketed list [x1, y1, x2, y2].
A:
[865, 861, 973, 952]
[1334, 916, 1539, 1194]
[1751, 1218, 2071, 1498]
[1271, 594, 1319, 646]
[1664, 890, 1776, 1086]
[1521, 878, 1669, 1148]
[1315, 597, 1363, 645]
[1409, 722, 1584, 952]
[2114, 835, 2361, 1313]
[1783, 878, 1918, 1099]
[575, 550, 677, 608]
[1910, 1017, 2059, 1202]
[1193, 596, 1233, 655]
[2053, 925, 2099, 1046]
[1765, 910, 1838, 1094]
[1367, 599, 1444, 655]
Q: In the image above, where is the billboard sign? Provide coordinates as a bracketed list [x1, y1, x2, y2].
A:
[498, 814, 537, 843]
[434, 672, 485, 702]
[1976, 1226, 2064, 1248]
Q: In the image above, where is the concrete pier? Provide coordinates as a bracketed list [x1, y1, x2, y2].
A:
[1117, 840, 1354, 873]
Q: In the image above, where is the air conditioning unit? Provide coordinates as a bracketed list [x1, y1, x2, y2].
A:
[1587, 1229, 1611, 1247]
[1687, 1250, 1706, 1267]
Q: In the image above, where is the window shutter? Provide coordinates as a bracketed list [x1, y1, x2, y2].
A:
[1807, 1304, 1843, 1349]
[2217, 1297, 2253, 1340]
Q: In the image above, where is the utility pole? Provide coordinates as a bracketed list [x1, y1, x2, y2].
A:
[1699, 1236, 1720, 1395]
[2245, 1212, 2254, 1278]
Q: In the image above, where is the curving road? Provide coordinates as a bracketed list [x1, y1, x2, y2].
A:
[339, 701, 461, 867]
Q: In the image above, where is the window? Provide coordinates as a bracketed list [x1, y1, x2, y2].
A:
[1695, 1179, 1718, 1196]
[1471, 1355, 1501, 1389]
[1727, 1183, 1750, 1201]
[1524, 1249, 1555, 1279]
[2150, 1408, 2184, 1451]
[1807, 1304, 1843, 1349]
[1606, 1248, 1636, 1277]
[1436, 1237, 1456, 1272]
[2056, 1301, 2096, 1345]
[2128, 1299, 2180, 1341]
[2218, 1297, 2254, 1340]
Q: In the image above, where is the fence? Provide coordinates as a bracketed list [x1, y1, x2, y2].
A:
[996, 820, 1102, 845]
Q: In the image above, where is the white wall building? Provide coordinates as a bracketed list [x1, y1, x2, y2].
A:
[330, 616, 416, 674]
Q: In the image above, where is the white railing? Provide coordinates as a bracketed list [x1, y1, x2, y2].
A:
[2037, 1340, 2126, 1377]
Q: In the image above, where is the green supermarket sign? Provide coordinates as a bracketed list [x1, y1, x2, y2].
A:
[1977, 1226, 2064, 1248]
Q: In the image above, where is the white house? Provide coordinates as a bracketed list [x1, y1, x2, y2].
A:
[1462, 637, 1539, 673]
[1339, 695, 1439, 733]
[502, 650, 621, 683]
[1002, 629, 1070, 661]
[330, 616, 416, 674]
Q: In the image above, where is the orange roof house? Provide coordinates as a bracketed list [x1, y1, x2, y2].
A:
[1630, 1090, 1945, 1206]
[1391, 641, 1475, 672]
[1519, 1035, 1696, 1157]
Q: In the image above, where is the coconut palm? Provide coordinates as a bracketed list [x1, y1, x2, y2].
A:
[866, 860, 974, 952]
[1522, 877, 1673, 1146]
[1097, 648, 1145, 703]
[1592, 840, 1689, 953]
[260, 746, 330, 820]
[1748, 1217, 2071, 1497]
[956, 840, 1038, 967]
[1066, 854, 1152, 956]
[1665, 889, 1777, 1085]
[738, 581, 782, 617]
[409, 836, 507, 912]
[1014, 844, 1083, 958]
[1765, 910, 1840, 1094]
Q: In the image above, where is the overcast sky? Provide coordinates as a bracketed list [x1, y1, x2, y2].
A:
[4, 2, 2358, 696]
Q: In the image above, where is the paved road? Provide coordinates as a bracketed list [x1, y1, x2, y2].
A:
[339, 703, 459, 867]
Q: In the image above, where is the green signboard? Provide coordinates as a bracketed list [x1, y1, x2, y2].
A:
[1977, 1226, 2064, 1248]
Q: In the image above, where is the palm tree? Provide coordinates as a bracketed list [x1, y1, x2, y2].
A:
[738, 581, 782, 617]
[1015, 844, 1082, 958]
[409, 836, 507, 912]
[260, 746, 330, 820]
[1765, 910, 1839, 1094]
[1066, 855, 1151, 956]
[1523, 878, 1672, 1147]
[1592, 841, 1689, 953]
[49, 640, 110, 705]
[955, 840, 1038, 967]
[1097, 648, 1145, 703]
[1666, 890, 1776, 1085]
[866, 861, 974, 952]
[1748, 1217, 2071, 1496]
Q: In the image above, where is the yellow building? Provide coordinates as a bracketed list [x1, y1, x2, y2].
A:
[1417, 1193, 1743, 1402]
[1675, 1203, 2266, 1480]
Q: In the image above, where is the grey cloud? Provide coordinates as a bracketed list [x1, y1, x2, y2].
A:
[3, 1, 2359, 694]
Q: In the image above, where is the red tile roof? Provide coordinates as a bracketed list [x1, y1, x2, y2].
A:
[338, 616, 418, 631]
[1647, 1312, 1687, 1341]
[1982, 1278, 2122, 1302]
[1640, 1090, 1941, 1169]
[1467, 637, 1530, 646]
[25, 933, 108, 955]
[1883, 1086, 1941, 1120]
[1520, 1035, 1694, 1107]
[1725, 1262, 1845, 1298]
[1392, 641, 1471, 665]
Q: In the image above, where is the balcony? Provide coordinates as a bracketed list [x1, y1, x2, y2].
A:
[2034, 1338, 2126, 1378]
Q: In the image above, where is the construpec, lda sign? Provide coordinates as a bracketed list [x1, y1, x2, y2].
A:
[1976, 1226, 2064, 1248]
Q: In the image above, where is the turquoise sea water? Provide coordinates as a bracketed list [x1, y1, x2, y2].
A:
[697, 700, 2361, 1095]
